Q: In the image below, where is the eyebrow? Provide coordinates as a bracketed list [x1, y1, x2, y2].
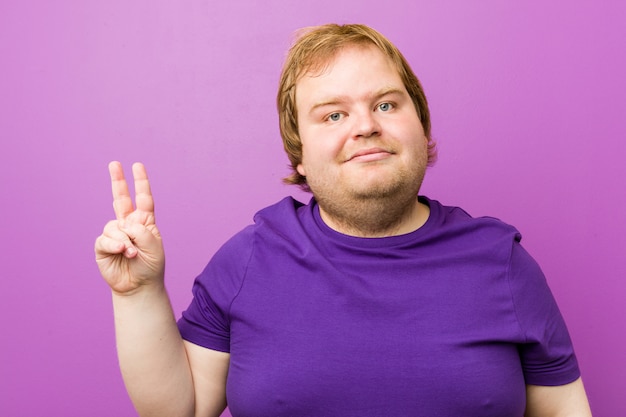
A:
[308, 87, 406, 115]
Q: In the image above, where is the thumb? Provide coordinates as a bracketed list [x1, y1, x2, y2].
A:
[120, 221, 162, 254]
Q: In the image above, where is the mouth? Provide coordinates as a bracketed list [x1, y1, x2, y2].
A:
[345, 147, 394, 163]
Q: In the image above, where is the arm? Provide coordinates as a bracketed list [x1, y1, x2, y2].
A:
[112, 286, 230, 417]
[95, 162, 228, 417]
[525, 377, 592, 417]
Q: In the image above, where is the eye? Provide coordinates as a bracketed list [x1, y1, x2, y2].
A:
[327, 112, 343, 122]
[377, 102, 393, 112]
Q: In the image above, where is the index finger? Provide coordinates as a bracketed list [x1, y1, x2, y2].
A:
[132, 162, 155, 214]
[109, 161, 134, 220]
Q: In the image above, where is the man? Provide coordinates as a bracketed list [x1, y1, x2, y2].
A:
[95, 24, 592, 416]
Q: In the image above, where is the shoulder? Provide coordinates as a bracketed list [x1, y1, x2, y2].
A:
[254, 196, 307, 220]
[422, 196, 522, 246]
[209, 196, 312, 266]
[252, 196, 309, 231]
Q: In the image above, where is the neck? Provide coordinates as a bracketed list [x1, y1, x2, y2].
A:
[318, 196, 429, 238]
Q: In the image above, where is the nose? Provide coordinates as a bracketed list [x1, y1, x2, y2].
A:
[352, 109, 381, 139]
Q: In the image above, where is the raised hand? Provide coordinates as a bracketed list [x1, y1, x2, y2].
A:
[95, 162, 165, 295]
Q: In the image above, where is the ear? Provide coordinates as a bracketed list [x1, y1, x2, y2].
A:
[296, 163, 306, 177]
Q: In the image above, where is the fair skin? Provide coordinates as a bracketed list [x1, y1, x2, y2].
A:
[525, 379, 592, 417]
[296, 44, 591, 415]
[95, 161, 229, 417]
[295, 44, 430, 237]
[95, 43, 592, 416]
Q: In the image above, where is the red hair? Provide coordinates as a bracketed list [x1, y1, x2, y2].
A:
[277, 23, 437, 190]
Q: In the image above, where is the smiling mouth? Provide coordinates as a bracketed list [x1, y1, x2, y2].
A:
[345, 148, 394, 162]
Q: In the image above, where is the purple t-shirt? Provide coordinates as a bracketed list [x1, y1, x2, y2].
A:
[178, 196, 580, 416]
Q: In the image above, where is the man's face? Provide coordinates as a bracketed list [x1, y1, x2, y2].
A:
[295, 44, 429, 205]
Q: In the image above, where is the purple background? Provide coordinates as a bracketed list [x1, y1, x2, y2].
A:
[1, 1, 624, 416]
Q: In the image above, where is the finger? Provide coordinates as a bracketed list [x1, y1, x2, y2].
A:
[132, 162, 155, 215]
[98, 221, 138, 258]
[120, 221, 161, 251]
[118, 221, 165, 261]
[95, 234, 126, 256]
[109, 161, 134, 221]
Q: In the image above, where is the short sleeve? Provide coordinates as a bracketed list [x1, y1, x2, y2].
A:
[508, 242, 581, 386]
[177, 227, 254, 353]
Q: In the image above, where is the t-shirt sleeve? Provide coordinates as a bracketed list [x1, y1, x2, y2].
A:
[177, 227, 254, 353]
[508, 242, 581, 386]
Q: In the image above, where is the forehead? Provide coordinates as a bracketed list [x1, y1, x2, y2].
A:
[295, 45, 404, 104]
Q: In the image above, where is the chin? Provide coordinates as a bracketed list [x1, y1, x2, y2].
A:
[349, 181, 411, 200]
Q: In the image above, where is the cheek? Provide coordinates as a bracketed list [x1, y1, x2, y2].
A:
[299, 126, 349, 169]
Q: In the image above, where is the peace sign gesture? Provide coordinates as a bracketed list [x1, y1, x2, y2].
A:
[95, 162, 165, 295]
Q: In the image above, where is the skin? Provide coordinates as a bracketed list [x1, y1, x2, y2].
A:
[295, 44, 430, 237]
[525, 379, 592, 416]
[95, 45, 592, 416]
[95, 162, 229, 417]
[295, 44, 592, 415]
